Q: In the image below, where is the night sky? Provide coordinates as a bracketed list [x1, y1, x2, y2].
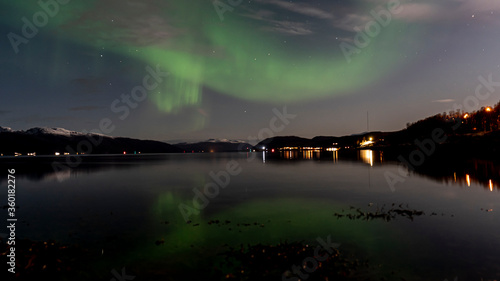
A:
[1, 0, 500, 143]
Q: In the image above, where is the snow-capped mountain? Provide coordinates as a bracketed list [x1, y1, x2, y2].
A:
[25, 127, 111, 137]
[0, 127, 109, 138]
[0, 126, 181, 155]
[205, 138, 247, 144]
[0, 126, 13, 133]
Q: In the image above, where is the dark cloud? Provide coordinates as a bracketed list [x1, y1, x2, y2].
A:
[61, 0, 177, 47]
[254, 0, 333, 19]
[264, 21, 314, 35]
[242, 7, 315, 35]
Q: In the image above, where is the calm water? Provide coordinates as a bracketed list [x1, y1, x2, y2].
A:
[1, 151, 500, 280]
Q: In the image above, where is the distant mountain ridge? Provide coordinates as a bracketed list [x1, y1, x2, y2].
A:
[205, 138, 247, 144]
[0, 126, 181, 155]
[0, 126, 13, 133]
[0, 126, 255, 156]
[4, 98, 500, 157]
[174, 139, 254, 152]
[24, 127, 107, 137]
[255, 134, 385, 150]
[0, 126, 110, 137]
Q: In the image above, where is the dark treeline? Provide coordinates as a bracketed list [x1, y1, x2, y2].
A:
[406, 101, 500, 135]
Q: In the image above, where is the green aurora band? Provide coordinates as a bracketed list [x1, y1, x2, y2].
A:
[5, 0, 424, 113]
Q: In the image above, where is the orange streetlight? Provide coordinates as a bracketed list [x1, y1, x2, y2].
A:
[486, 107, 492, 112]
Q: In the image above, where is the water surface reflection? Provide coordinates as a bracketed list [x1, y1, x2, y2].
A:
[1, 152, 500, 279]
[264, 149, 500, 191]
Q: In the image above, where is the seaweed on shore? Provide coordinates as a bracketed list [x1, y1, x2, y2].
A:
[334, 204, 429, 222]
[216, 241, 374, 281]
[0, 238, 97, 281]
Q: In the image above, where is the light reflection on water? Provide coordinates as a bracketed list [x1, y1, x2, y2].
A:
[265, 149, 499, 191]
[1, 152, 499, 279]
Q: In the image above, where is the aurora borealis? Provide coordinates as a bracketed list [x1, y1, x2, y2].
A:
[2, 0, 500, 142]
